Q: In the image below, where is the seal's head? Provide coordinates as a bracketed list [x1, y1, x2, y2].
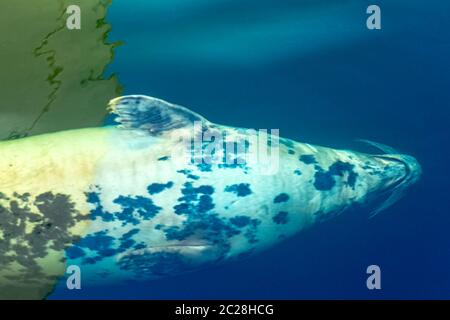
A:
[366, 152, 421, 216]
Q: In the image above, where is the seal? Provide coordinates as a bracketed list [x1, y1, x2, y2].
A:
[0, 95, 421, 298]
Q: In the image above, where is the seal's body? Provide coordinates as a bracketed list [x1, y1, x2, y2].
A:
[0, 96, 421, 298]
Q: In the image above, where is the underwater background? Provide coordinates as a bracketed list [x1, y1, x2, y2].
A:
[42, 0, 449, 299]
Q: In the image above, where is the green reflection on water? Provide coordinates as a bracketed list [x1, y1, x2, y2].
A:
[0, 0, 122, 140]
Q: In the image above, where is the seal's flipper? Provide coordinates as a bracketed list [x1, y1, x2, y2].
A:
[108, 95, 209, 135]
[117, 243, 222, 278]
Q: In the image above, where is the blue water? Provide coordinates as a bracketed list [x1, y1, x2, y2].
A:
[51, 0, 450, 299]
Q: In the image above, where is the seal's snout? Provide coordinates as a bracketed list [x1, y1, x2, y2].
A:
[368, 153, 421, 217]
[398, 154, 422, 186]
[357, 140, 421, 188]
[376, 154, 422, 189]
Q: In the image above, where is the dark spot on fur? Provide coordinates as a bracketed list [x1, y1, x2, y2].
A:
[230, 215, 251, 227]
[274, 193, 289, 203]
[224, 183, 252, 197]
[273, 211, 289, 224]
[0, 192, 86, 287]
[313, 161, 358, 191]
[147, 181, 174, 195]
[299, 154, 317, 164]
